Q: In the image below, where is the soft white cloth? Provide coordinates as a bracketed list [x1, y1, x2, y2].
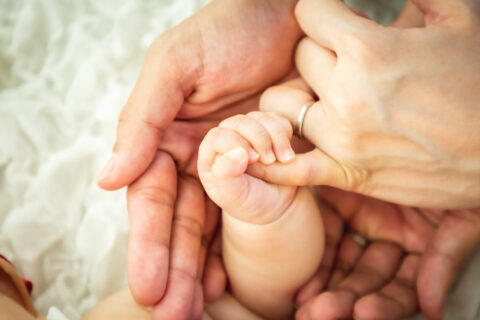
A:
[0, 0, 207, 318]
[0, 0, 478, 319]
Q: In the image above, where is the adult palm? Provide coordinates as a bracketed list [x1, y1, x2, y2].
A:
[295, 187, 480, 320]
[97, 1, 301, 319]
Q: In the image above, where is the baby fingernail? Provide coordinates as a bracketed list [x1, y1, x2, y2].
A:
[265, 150, 276, 164]
[226, 147, 247, 162]
[248, 149, 259, 161]
[282, 148, 295, 162]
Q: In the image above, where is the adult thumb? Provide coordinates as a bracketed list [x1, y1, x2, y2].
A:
[97, 41, 187, 190]
[246, 148, 360, 191]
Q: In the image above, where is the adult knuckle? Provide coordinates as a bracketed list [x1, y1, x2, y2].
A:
[338, 133, 362, 156]
[137, 185, 175, 210]
[340, 31, 388, 67]
[173, 214, 203, 240]
[117, 101, 135, 124]
[342, 33, 373, 60]
[146, 33, 174, 60]
[118, 100, 166, 137]
[339, 163, 369, 192]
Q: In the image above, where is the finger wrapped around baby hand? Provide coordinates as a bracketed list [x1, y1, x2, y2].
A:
[197, 112, 296, 224]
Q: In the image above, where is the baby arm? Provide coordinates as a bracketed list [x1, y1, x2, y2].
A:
[198, 112, 325, 319]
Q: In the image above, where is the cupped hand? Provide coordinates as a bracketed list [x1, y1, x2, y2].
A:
[251, 0, 480, 209]
[97, 0, 300, 190]
[121, 96, 270, 320]
[96, 0, 302, 317]
[295, 187, 480, 320]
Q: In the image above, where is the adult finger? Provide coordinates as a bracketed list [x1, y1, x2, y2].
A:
[417, 209, 480, 320]
[297, 242, 403, 319]
[259, 79, 336, 163]
[326, 234, 365, 289]
[126, 151, 177, 305]
[295, 0, 377, 50]
[259, 77, 315, 116]
[354, 254, 420, 320]
[152, 177, 206, 319]
[335, 242, 403, 297]
[97, 36, 188, 190]
[247, 148, 359, 191]
[202, 232, 227, 303]
[196, 198, 224, 303]
[295, 37, 336, 100]
[296, 289, 358, 320]
[197, 198, 220, 279]
[189, 281, 204, 320]
[316, 187, 435, 253]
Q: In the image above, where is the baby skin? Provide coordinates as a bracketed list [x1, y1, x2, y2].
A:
[198, 111, 325, 319]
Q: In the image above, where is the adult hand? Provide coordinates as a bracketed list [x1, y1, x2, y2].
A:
[295, 187, 480, 320]
[251, 0, 480, 209]
[96, 0, 301, 318]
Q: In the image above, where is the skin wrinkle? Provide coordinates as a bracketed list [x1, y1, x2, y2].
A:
[172, 215, 204, 246]
[181, 20, 205, 99]
[191, 1, 295, 104]
[147, 32, 199, 101]
[226, 178, 298, 226]
[394, 268, 419, 290]
[351, 263, 404, 293]
[117, 104, 167, 152]
[350, 131, 439, 165]
[129, 192, 175, 245]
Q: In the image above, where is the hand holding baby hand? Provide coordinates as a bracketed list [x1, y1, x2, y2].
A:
[249, 72, 480, 209]
[198, 112, 297, 224]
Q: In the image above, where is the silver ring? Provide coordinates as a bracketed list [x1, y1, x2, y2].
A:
[347, 231, 368, 247]
[296, 101, 315, 139]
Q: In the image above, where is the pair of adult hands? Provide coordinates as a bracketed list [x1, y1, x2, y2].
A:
[96, 0, 480, 319]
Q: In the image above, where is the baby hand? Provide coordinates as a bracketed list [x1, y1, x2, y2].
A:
[198, 112, 296, 224]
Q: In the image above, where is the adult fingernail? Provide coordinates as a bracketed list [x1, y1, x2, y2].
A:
[226, 147, 247, 162]
[97, 154, 117, 183]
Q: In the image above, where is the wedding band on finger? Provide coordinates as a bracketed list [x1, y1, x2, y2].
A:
[296, 101, 315, 139]
[347, 231, 368, 247]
